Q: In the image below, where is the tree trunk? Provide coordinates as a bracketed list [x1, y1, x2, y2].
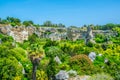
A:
[32, 65, 37, 80]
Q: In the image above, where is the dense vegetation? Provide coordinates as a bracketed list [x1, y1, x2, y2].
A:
[1, 17, 120, 29]
[0, 17, 65, 28]
[0, 17, 120, 80]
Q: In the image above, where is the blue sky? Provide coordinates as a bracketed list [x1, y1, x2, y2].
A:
[0, 0, 120, 27]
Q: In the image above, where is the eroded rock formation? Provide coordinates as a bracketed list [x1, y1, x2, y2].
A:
[85, 26, 96, 45]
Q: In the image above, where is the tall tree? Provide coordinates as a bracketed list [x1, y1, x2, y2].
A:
[23, 20, 34, 27]
[58, 23, 65, 27]
[6, 16, 21, 26]
[29, 51, 44, 80]
[43, 21, 52, 27]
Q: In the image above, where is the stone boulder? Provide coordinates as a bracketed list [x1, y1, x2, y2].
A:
[85, 26, 95, 45]
[55, 70, 69, 80]
[54, 56, 62, 64]
[0, 27, 8, 34]
[67, 70, 77, 77]
[88, 52, 96, 62]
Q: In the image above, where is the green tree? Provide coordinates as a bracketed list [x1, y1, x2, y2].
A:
[6, 16, 21, 26]
[43, 21, 52, 27]
[23, 20, 34, 27]
[0, 19, 8, 24]
[1, 35, 13, 42]
[58, 23, 65, 27]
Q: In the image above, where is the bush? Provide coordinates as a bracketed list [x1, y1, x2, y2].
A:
[88, 73, 114, 80]
[94, 34, 106, 43]
[36, 70, 48, 80]
[45, 46, 63, 58]
[1, 35, 13, 42]
[46, 59, 58, 79]
[0, 57, 23, 80]
[70, 54, 94, 75]
[43, 39, 59, 49]
[87, 41, 94, 47]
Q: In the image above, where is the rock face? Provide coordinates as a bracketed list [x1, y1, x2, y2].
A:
[0, 25, 114, 43]
[67, 28, 81, 41]
[85, 26, 95, 45]
[55, 70, 69, 80]
[9, 27, 28, 43]
[88, 52, 96, 62]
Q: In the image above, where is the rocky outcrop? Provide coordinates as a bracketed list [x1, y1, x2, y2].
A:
[0, 25, 114, 43]
[9, 27, 28, 43]
[85, 26, 95, 45]
[67, 28, 81, 41]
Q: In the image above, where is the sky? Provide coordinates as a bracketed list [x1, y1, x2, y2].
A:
[0, 0, 120, 27]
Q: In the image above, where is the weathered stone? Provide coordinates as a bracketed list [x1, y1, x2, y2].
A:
[67, 70, 77, 77]
[88, 52, 96, 62]
[85, 26, 95, 45]
[0, 25, 116, 42]
[55, 70, 69, 80]
[8, 28, 28, 43]
[54, 56, 62, 64]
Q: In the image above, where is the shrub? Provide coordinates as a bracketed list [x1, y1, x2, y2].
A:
[46, 59, 58, 79]
[1, 35, 13, 42]
[43, 39, 59, 49]
[70, 54, 94, 75]
[88, 73, 114, 80]
[45, 46, 63, 58]
[0, 57, 23, 80]
[36, 70, 48, 80]
[87, 41, 94, 47]
[60, 43, 73, 56]
[28, 33, 38, 43]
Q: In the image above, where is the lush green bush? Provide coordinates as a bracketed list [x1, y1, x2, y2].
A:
[43, 39, 59, 49]
[46, 59, 58, 79]
[1, 35, 13, 42]
[60, 42, 87, 56]
[86, 41, 94, 47]
[36, 70, 48, 80]
[103, 49, 120, 80]
[28, 33, 38, 43]
[70, 54, 94, 75]
[9, 47, 32, 74]
[0, 57, 23, 80]
[45, 46, 63, 58]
